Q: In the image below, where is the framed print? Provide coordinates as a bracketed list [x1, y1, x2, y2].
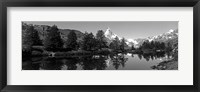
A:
[21, 21, 179, 70]
[0, 0, 200, 92]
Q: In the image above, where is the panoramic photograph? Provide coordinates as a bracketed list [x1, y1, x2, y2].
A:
[22, 21, 178, 70]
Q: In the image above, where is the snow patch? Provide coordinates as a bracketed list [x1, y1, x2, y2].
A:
[167, 29, 175, 34]
[127, 39, 138, 45]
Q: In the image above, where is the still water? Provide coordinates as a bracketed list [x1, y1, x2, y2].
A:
[22, 52, 172, 70]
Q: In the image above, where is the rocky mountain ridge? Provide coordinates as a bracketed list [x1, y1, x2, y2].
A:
[103, 27, 178, 48]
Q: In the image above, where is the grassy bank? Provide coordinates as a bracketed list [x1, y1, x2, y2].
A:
[30, 49, 112, 57]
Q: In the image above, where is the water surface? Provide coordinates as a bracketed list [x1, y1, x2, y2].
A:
[22, 52, 172, 70]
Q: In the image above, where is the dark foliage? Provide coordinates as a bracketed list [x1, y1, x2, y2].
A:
[109, 37, 121, 51]
[96, 30, 108, 49]
[22, 23, 42, 56]
[44, 25, 64, 51]
[66, 31, 78, 51]
[80, 32, 97, 51]
[139, 41, 166, 52]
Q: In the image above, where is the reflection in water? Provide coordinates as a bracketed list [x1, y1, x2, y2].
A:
[40, 58, 64, 70]
[79, 55, 107, 70]
[110, 53, 128, 70]
[137, 52, 166, 61]
[22, 52, 172, 70]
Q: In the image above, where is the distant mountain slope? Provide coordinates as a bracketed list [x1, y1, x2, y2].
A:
[133, 29, 178, 47]
[59, 29, 84, 42]
[104, 27, 121, 44]
[147, 29, 178, 42]
[23, 23, 84, 43]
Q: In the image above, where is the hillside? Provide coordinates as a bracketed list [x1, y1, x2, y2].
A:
[22, 23, 84, 44]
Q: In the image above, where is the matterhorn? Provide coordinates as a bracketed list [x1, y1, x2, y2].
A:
[104, 27, 119, 40]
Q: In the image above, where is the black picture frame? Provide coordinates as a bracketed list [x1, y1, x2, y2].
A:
[0, 0, 199, 92]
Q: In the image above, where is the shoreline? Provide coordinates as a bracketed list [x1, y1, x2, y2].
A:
[151, 59, 178, 70]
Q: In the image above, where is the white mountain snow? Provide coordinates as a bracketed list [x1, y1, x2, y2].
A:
[104, 27, 178, 48]
[104, 27, 121, 40]
[146, 29, 178, 42]
[168, 29, 175, 33]
[126, 39, 138, 47]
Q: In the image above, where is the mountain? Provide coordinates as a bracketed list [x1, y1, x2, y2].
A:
[104, 27, 121, 44]
[127, 38, 146, 48]
[129, 29, 178, 47]
[104, 27, 120, 40]
[59, 29, 84, 42]
[130, 29, 178, 47]
[147, 29, 178, 42]
[23, 23, 84, 44]
[103, 28, 178, 48]
[103, 27, 140, 47]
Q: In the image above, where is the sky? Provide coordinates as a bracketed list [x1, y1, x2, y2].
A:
[24, 21, 178, 39]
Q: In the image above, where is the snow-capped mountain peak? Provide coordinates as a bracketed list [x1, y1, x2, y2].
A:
[104, 27, 178, 48]
[104, 27, 118, 40]
[104, 27, 112, 36]
[146, 29, 178, 42]
[129, 29, 178, 47]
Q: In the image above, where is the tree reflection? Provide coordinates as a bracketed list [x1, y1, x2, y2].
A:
[22, 57, 42, 70]
[22, 60, 40, 70]
[139, 52, 166, 61]
[143, 54, 151, 61]
[64, 58, 78, 70]
[79, 55, 108, 70]
[95, 56, 108, 70]
[80, 56, 96, 70]
[40, 57, 64, 70]
[22, 51, 171, 70]
[110, 53, 128, 70]
[137, 54, 143, 60]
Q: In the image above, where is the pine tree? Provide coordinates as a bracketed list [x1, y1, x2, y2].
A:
[160, 42, 166, 50]
[131, 45, 135, 50]
[81, 32, 97, 51]
[109, 37, 120, 51]
[166, 42, 172, 52]
[22, 24, 42, 56]
[44, 25, 63, 51]
[22, 24, 42, 46]
[32, 30, 42, 45]
[120, 38, 126, 52]
[66, 31, 78, 51]
[96, 30, 107, 50]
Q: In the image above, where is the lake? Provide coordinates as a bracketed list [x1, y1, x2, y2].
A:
[22, 52, 172, 70]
